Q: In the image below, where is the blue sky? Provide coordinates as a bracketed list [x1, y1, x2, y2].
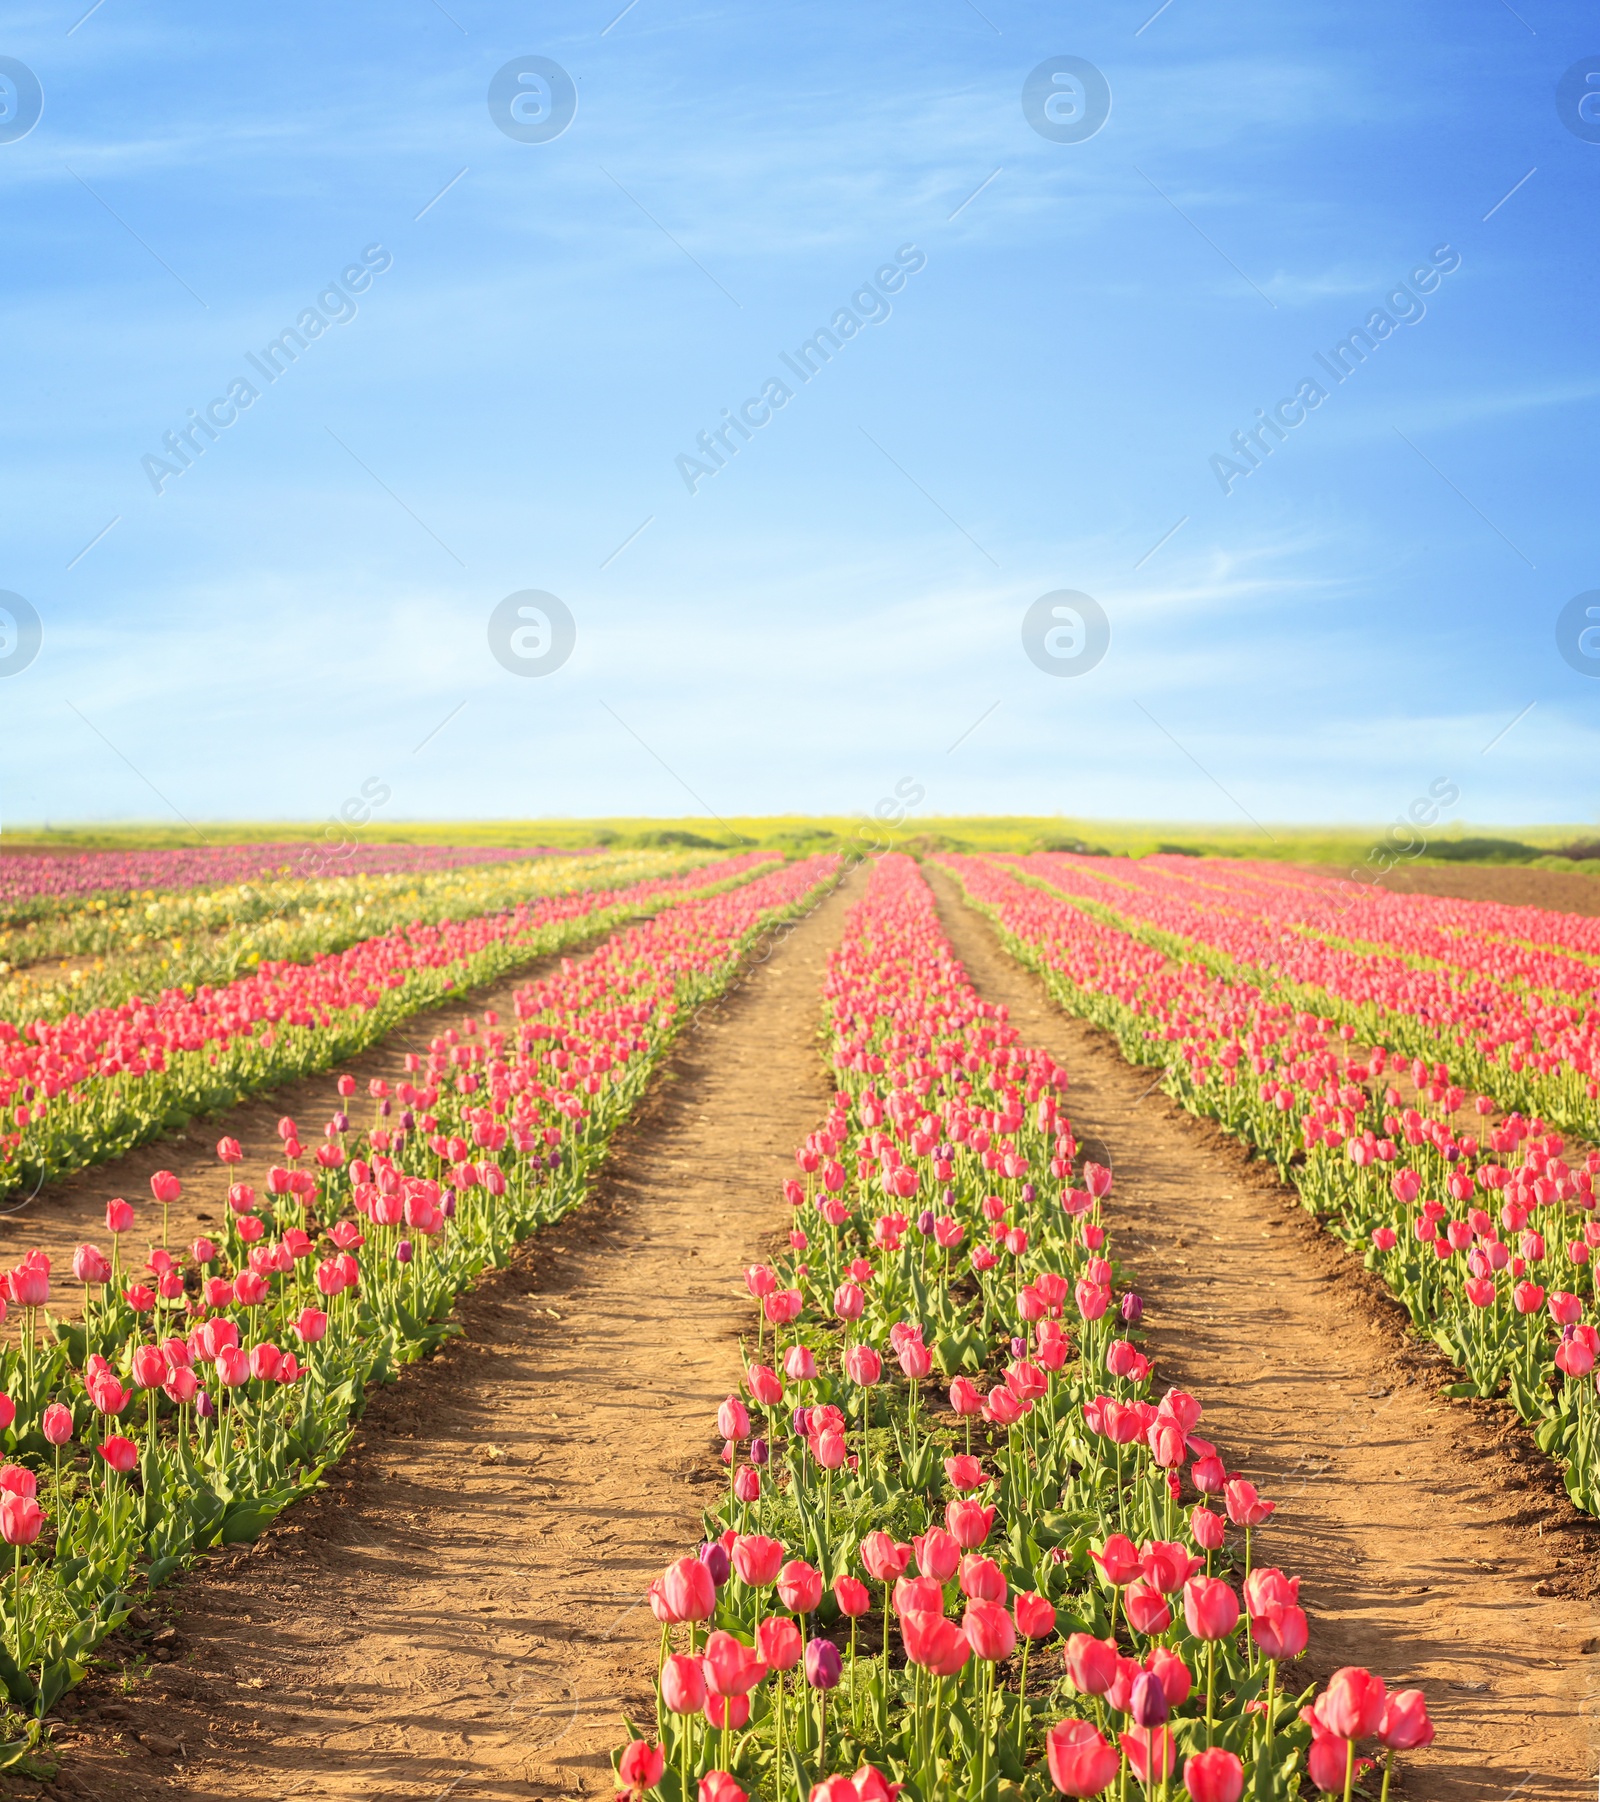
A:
[1, 0, 1596, 833]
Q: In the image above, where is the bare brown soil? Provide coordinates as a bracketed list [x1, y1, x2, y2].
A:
[34, 874, 855, 1802]
[923, 863, 1600, 1802]
[1301, 860, 1600, 917]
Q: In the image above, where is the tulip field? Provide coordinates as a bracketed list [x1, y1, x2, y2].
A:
[1, 831, 1594, 1798]
[0, 847, 776, 1201]
[938, 852, 1600, 1516]
[622, 855, 1432, 1802]
[0, 849, 838, 1753]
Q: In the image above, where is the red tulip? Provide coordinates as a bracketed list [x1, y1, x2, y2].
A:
[1120, 1727, 1176, 1784]
[1147, 1646, 1191, 1708]
[733, 1534, 784, 1587]
[957, 1553, 1006, 1603]
[9, 1262, 47, 1308]
[698, 1773, 746, 1802]
[150, 1170, 181, 1205]
[1123, 1580, 1172, 1636]
[913, 1527, 960, 1581]
[944, 1453, 984, 1491]
[890, 1575, 943, 1619]
[1223, 1479, 1275, 1526]
[1305, 1732, 1355, 1794]
[1141, 1540, 1200, 1595]
[948, 1376, 984, 1415]
[1248, 1600, 1308, 1662]
[1190, 1505, 1225, 1551]
[0, 1466, 35, 1499]
[41, 1404, 73, 1446]
[72, 1244, 112, 1286]
[1089, 1534, 1141, 1587]
[1243, 1566, 1299, 1612]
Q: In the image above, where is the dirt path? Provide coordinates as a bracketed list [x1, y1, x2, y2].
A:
[0, 922, 644, 1314]
[922, 863, 1600, 1802]
[40, 874, 854, 1802]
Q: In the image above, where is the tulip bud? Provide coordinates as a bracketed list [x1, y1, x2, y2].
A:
[803, 1638, 842, 1690]
[1129, 1670, 1168, 1728]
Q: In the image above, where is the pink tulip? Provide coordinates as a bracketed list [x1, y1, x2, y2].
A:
[1182, 1576, 1240, 1641]
[859, 1532, 911, 1583]
[661, 1653, 706, 1715]
[755, 1614, 802, 1672]
[1182, 1748, 1244, 1802]
[98, 1436, 138, 1474]
[777, 1559, 823, 1614]
[1376, 1689, 1434, 1750]
[912, 1527, 960, 1581]
[1063, 1634, 1120, 1697]
[1315, 1666, 1387, 1739]
[962, 1599, 1016, 1662]
[617, 1740, 665, 1797]
[945, 1498, 995, 1549]
[662, 1556, 717, 1623]
[72, 1244, 112, 1286]
[833, 1574, 871, 1617]
[702, 1629, 766, 1697]
[0, 1495, 42, 1547]
[732, 1535, 784, 1587]
[1045, 1719, 1120, 1797]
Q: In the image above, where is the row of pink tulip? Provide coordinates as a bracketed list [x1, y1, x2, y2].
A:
[619, 854, 1431, 1802]
[0, 854, 779, 1198]
[941, 853, 1600, 1516]
[0, 853, 845, 1727]
[0, 841, 568, 918]
[999, 852, 1600, 1137]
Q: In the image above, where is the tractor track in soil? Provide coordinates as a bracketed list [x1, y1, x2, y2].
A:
[32, 871, 857, 1802]
[922, 861, 1600, 1802]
